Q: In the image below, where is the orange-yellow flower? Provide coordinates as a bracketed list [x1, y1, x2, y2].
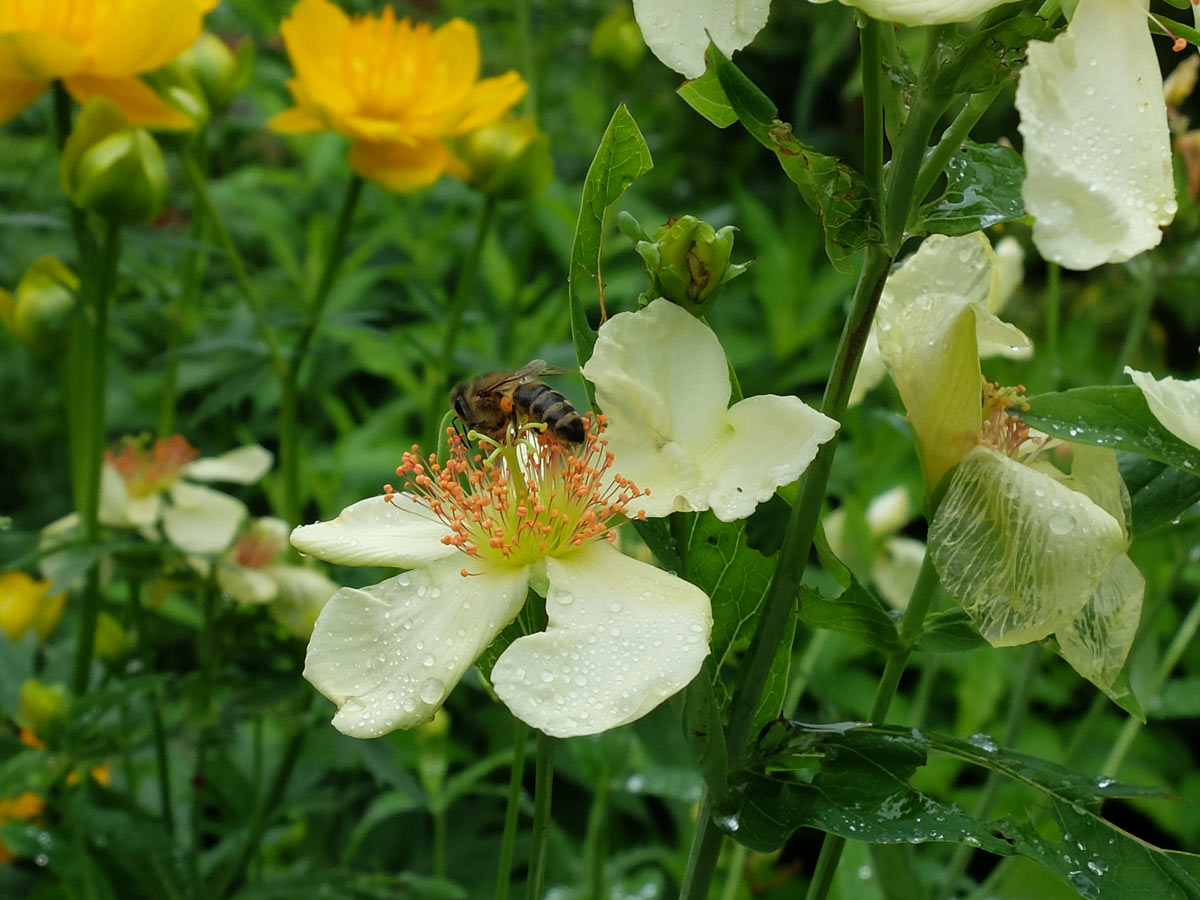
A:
[268, 0, 527, 192]
[0, 0, 217, 129]
[0, 792, 44, 864]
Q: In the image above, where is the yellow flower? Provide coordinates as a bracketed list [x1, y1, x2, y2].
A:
[0, 0, 217, 129]
[0, 572, 66, 642]
[0, 792, 44, 864]
[268, 0, 526, 192]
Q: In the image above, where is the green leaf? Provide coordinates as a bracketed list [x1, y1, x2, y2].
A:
[945, 18, 1056, 95]
[798, 584, 901, 653]
[1118, 454, 1200, 534]
[676, 69, 738, 128]
[706, 43, 879, 273]
[682, 660, 728, 802]
[915, 607, 989, 654]
[916, 140, 1026, 237]
[721, 722, 1198, 900]
[567, 104, 654, 383]
[1024, 386, 1200, 472]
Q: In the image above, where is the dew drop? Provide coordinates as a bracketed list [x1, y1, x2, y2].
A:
[418, 678, 445, 704]
[1048, 512, 1075, 535]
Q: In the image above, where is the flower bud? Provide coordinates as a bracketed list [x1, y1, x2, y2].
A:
[459, 116, 552, 201]
[60, 97, 168, 224]
[18, 680, 68, 738]
[93, 612, 132, 663]
[0, 256, 78, 355]
[590, 7, 646, 73]
[0, 571, 66, 642]
[178, 32, 250, 115]
[624, 213, 749, 315]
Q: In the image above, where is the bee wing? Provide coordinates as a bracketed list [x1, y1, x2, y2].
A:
[513, 359, 578, 379]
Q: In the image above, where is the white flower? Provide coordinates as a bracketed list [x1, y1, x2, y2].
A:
[1125, 365, 1200, 452]
[806, 0, 1015, 26]
[202, 517, 337, 638]
[582, 298, 838, 521]
[824, 486, 926, 610]
[632, 0, 771, 79]
[294, 427, 712, 739]
[1015, 0, 1176, 270]
[100, 436, 272, 554]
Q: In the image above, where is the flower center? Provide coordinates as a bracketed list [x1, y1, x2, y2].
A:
[386, 416, 648, 575]
[104, 434, 199, 499]
[234, 528, 285, 570]
[979, 382, 1031, 458]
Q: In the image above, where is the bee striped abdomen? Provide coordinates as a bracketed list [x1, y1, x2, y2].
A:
[513, 382, 585, 443]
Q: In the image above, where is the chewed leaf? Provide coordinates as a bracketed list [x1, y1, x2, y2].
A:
[1056, 553, 1144, 691]
[929, 447, 1127, 647]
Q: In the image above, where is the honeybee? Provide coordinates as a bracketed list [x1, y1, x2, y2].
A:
[451, 359, 585, 444]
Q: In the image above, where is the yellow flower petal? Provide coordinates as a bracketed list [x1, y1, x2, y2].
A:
[278, 0, 355, 118]
[450, 72, 527, 135]
[349, 137, 453, 193]
[0, 77, 48, 124]
[64, 73, 192, 129]
[84, 0, 208, 78]
[266, 105, 327, 134]
[0, 30, 84, 79]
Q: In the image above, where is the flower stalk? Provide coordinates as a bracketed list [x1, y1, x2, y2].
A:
[524, 731, 555, 900]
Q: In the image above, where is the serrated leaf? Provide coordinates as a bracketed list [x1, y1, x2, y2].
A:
[1118, 454, 1200, 533]
[798, 584, 901, 653]
[946, 18, 1056, 95]
[1025, 386, 1200, 472]
[567, 104, 654, 381]
[676, 69, 738, 128]
[917, 140, 1026, 237]
[705, 43, 879, 273]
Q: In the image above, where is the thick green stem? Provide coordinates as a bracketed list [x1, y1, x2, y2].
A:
[805, 553, 941, 900]
[911, 87, 1003, 210]
[861, 19, 885, 210]
[494, 721, 530, 900]
[70, 220, 121, 695]
[524, 731, 554, 900]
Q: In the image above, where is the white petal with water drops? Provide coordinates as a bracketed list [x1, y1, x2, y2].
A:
[929, 447, 1128, 646]
[304, 558, 529, 738]
[584, 298, 836, 521]
[291, 493, 458, 567]
[162, 481, 248, 555]
[1056, 553, 1144, 690]
[1126, 367, 1200, 452]
[183, 444, 273, 483]
[490, 541, 711, 737]
[807, 0, 1017, 26]
[1015, 0, 1176, 270]
[632, 0, 771, 79]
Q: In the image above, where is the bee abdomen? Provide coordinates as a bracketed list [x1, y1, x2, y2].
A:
[513, 383, 585, 443]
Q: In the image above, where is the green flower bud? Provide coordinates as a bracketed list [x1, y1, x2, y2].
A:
[623, 213, 750, 315]
[178, 33, 251, 115]
[0, 256, 78, 355]
[590, 7, 646, 73]
[60, 97, 168, 224]
[18, 680, 68, 738]
[93, 612, 132, 663]
[459, 116, 552, 201]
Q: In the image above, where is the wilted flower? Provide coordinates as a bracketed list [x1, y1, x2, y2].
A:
[268, 0, 526, 193]
[0, 572, 66, 642]
[0, 0, 217, 129]
[1016, 0, 1177, 269]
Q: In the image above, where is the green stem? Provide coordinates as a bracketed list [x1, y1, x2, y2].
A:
[911, 87, 1003, 209]
[279, 176, 365, 528]
[70, 220, 121, 695]
[433, 807, 448, 879]
[424, 196, 498, 449]
[524, 730, 554, 900]
[494, 721, 530, 900]
[1103, 591, 1200, 776]
[719, 842, 749, 900]
[1046, 262, 1061, 386]
[936, 644, 1040, 900]
[882, 87, 950, 250]
[129, 574, 175, 835]
[806, 554, 940, 900]
[678, 791, 724, 900]
[861, 19, 885, 210]
[1110, 263, 1155, 383]
[582, 749, 611, 899]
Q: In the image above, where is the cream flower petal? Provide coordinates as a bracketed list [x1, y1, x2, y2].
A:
[1125, 366, 1200, 451]
[1056, 553, 1144, 690]
[1015, 0, 1176, 270]
[491, 542, 711, 737]
[808, 0, 1016, 25]
[304, 559, 529, 738]
[632, 0, 771, 79]
[162, 482, 247, 554]
[929, 447, 1128, 646]
[183, 444, 272, 484]
[218, 564, 278, 605]
[584, 298, 835, 520]
[266, 565, 338, 638]
[291, 494, 457, 568]
[848, 327, 887, 406]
